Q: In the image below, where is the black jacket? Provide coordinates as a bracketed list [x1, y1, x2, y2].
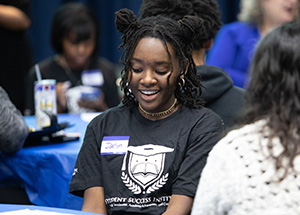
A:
[198, 65, 245, 132]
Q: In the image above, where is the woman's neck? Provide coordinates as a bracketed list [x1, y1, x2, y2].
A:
[192, 49, 205, 66]
[138, 99, 181, 121]
[259, 19, 281, 37]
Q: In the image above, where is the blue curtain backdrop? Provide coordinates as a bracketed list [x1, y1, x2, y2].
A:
[28, 0, 240, 65]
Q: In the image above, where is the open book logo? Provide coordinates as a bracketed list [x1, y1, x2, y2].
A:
[121, 144, 173, 194]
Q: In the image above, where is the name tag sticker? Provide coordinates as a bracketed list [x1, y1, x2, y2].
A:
[82, 69, 104, 87]
[101, 136, 130, 155]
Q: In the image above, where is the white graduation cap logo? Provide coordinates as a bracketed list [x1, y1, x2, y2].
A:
[121, 144, 174, 194]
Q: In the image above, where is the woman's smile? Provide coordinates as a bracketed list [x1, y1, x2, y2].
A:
[129, 37, 180, 114]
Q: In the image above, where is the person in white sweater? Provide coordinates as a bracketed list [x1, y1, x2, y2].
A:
[191, 22, 300, 215]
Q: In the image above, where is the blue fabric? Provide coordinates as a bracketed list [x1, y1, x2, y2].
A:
[0, 113, 96, 209]
[206, 21, 261, 88]
[0, 204, 99, 214]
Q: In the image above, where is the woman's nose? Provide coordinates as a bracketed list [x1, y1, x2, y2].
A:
[77, 43, 87, 54]
[141, 70, 156, 85]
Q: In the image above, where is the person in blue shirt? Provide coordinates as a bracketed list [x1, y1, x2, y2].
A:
[207, 0, 299, 88]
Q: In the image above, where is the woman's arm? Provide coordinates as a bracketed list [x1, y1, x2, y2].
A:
[82, 186, 107, 214]
[0, 4, 31, 30]
[162, 194, 193, 215]
[0, 86, 29, 153]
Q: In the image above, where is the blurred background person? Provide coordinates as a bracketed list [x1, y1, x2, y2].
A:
[0, 0, 33, 114]
[192, 22, 300, 215]
[0, 86, 28, 154]
[139, 0, 245, 131]
[25, 2, 120, 115]
[0, 85, 30, 204]
[207, 0, 299, 88]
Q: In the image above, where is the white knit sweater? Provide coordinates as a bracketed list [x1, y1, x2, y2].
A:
[191, 120, 300, 215]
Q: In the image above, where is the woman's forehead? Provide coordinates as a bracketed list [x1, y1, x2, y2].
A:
[132, 37, 176, 62]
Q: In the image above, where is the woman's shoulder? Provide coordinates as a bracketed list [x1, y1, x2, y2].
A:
[215, 120, 266, 152]
[222, 21, 257, 31]
[205, 120, 266, 172]
[27, 57, 59, 78]
[37, 56, 58, 68]
[181, 106, 224, 131]
[217, 21, 259, 44]
[219, 21, 258, 38]
[187, 106, 222, 121]
[32, 56, 62, 75]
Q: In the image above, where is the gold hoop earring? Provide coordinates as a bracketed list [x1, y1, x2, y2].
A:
[181, 77, 185, 86]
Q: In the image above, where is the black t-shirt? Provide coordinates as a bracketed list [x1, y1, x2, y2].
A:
[70, 104, 223, 214]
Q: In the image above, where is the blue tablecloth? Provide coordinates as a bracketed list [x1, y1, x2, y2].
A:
[0, 204, 100, 214]
[0, 113, 100, 210]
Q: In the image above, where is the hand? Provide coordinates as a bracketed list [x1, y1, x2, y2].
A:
[56, 82, 70, 113]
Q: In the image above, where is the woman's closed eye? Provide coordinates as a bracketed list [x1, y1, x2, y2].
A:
[155, 70, 169, 75]
[132, 68, 143, 73]
[131, 65, 169, 75]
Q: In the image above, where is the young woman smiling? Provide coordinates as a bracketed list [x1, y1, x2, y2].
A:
[69, 8, 224, 215]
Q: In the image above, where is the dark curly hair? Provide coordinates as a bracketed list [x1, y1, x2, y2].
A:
[243, 22, 300, 180]
[115, 8, 205, 109]
[51, 3, 99, 59]
[139, 0, 222, 49]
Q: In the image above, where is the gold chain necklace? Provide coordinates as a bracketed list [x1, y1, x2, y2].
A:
[138, 98, 178, 117]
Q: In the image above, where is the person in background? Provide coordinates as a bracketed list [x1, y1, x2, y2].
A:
[139, 0, 245, 131]
[0, 86, 28, 153]
[207, 0, 299, 88]
[0, 86, 30, 204]
[0, 0, 33, 114]
[69, 9, 223, 215]
[192, 22, 300, 215]
[25, 3, 120, 115]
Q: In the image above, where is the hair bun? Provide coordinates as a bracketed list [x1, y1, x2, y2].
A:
[115, 8, 139, 34]
[178, 15, 205, 45]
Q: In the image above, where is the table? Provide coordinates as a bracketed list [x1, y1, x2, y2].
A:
[0, 204, 100, 214]
[0, 113, 100, 210]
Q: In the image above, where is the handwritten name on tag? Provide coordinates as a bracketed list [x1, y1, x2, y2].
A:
[101, 136, 130, 155]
